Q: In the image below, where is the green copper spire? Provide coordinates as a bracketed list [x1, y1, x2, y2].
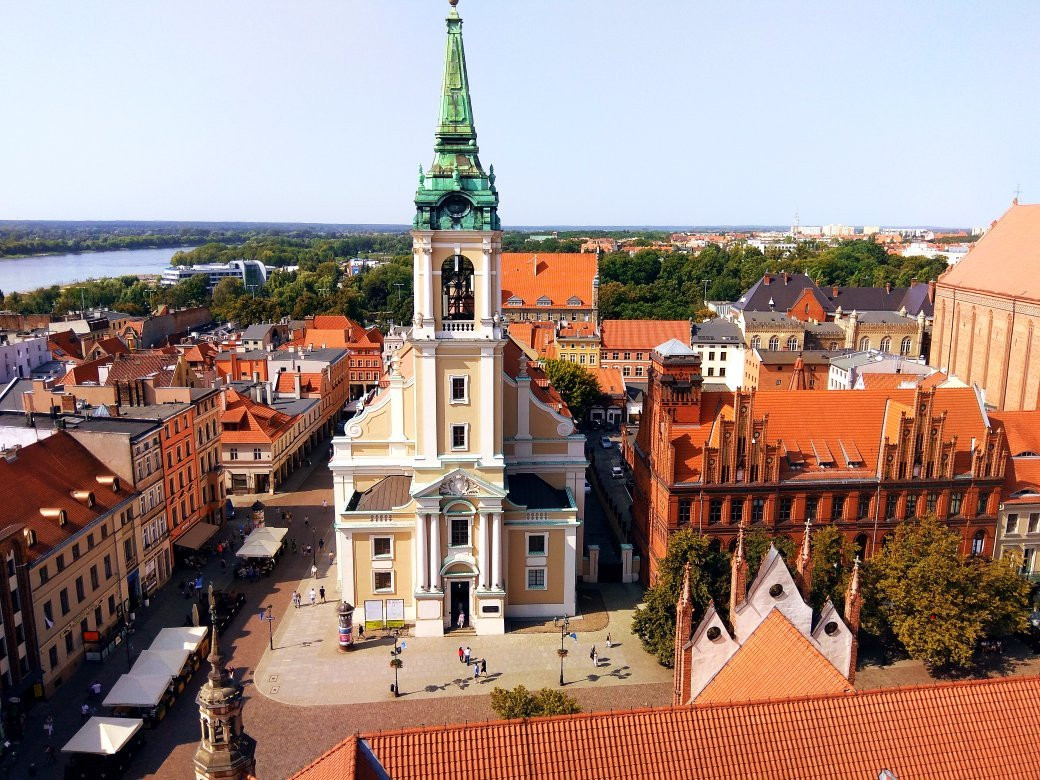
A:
[414, 0, 500, 231]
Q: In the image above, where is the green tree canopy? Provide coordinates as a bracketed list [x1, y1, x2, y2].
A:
[865, 515, 1031, 670]
[541, 359, 603, 421]
[489, 685, 581, 720]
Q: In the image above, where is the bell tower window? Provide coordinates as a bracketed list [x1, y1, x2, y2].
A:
[442, 255, 475, 321]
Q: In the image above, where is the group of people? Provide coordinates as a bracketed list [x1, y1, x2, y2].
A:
[457, 645, 488, 680]
[291, 586, 327, 608]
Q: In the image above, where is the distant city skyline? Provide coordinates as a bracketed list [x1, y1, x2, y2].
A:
[1, 0, 1037, 227]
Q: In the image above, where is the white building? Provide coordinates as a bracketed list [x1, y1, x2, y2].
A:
[0, 332, 51, 383]
[828, 351, 935, 390]
[689, 319, 744, 390]
[160, 260, 269, 292]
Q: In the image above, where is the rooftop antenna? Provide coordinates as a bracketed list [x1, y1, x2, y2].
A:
[1013, 183, 1021, 205]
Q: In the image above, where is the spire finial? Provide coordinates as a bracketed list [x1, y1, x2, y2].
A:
[735, 523, 746, 561]
[679, 562, 692, 606]
[849, 555, 862, 595]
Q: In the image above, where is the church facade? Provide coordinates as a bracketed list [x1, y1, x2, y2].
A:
[330, 1, 586, 636]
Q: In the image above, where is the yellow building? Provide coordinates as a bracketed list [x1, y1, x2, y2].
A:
[331, 1, 586, 636]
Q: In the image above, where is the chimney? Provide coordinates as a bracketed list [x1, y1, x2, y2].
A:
[928, 279, 936, 304]
[832, 285, 839, 298]
[293, 372, 302, 400]
[532, 255, 538, 276]
[265, 382, 273, 405]
[885, 282, 892, 294]
[909, 278, 918, 288]
[763, 275, 771, 286]
[782, 272, 789, 284]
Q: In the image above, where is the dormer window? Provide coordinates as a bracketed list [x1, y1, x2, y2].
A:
[506, 296, 523, 306]
[566, 296, 582, 306]
[536, 296, 552, 307]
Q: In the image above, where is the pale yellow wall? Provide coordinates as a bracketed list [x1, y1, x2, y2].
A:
[358, 402, 392, 440]
[352, 531, 413, 607]
[503, 381, 518, 438]
[506, 528, 565, 605]
[530, 404, 563, 438]
[533, 442, 571, 456]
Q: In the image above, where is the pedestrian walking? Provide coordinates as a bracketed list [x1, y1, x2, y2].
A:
[304, 516, 309, 528]
[318, 537, 324, 551]
[291, 591, 298, 609]
[309, 587, 316, 606]
[311, 564, 318, 579]
[90, 680, 101, 697]
[328, 551, 335, 565]
[457, 609, 465, 629]
[322, 499, 328, 512]
[480, 658, 487, 677]
[358, 623, 365, 639]
[605, 633, 612, 649]
[590, 645, 598, 667]
[458, 646, 464, 664]
[43, 716, 53, 738]
[26, 762, 36, 778]
[225, 664, 235, 679]
[473, 662, 480, 681]
[319, 586, 326, 603]
[81, 703, 91, 720]
[464, 645, 472, 664]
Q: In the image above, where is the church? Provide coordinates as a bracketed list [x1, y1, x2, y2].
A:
[329, 0, 587, 636]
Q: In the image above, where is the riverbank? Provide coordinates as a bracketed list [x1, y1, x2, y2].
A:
[0, 246, 192, 293]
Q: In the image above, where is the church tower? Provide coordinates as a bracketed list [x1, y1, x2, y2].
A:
[193, 587, 256, 780]
[331, 0, 586, 641]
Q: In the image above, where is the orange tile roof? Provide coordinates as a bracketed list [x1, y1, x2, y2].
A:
[506, 322, 557, 360]
[48, 329, 82, 361]
[59, 356, 112, 386]
[104, 352, 179, 387]
[557, 322, 598, 339]
[1004, 457, 1040, 497]
[938, 202, 1040, 301]
[589, 366, 624, 397]
[292, 676, 1040, 780]
[220, 388, 296, 444]
[991, 410, 1040, 456]
[276, 372, 324, 395]
[860, 373, 925, 391]
[91, 336, 130, 357]
[696, 610, 851, 703]
[601, 320, 689, 351]
[0, 433, 129, 561]
[504, 338, 570, 417]
[501, 253, 597, 308]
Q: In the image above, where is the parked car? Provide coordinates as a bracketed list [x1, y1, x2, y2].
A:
[600, 436, 612, 449]
[611, 465, 624, 479]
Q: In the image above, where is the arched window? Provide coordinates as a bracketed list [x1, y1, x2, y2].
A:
[786, 336, 798, 351]
[880, 337, 891, 353]
[768, 336, 780, 351]
[828, 341, 838, 350]
[859, 336, 870, 351]
[750, 336, 761, 350]
[854, 533, 869, 559]
[971, 530, 986, 556]
[900, 337, 912, 355]
[441, 255, 474, 321]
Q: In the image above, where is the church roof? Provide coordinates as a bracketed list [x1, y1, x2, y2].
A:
[290, 675, 1040, 780]
[696, 610, 852, 704]
[349, 475, 413, 512]
[938, 202, 1040, 301]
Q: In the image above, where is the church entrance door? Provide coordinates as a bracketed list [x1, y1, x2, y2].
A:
[450, 581, 471, 629]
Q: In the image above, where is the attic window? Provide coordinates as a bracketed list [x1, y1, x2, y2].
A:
[706, 626, 722, 641]
[824, 621, 839, 636]
[536, 296, 552, 306]
[72, 491, 95, 509]
[566, 296, 583, 306]
[507, 296, 523, 306]
[40, 508, 68, 525]
[1016, 451, 1039, 457]
[768, 583, 784, 598]
[23, 529, 37, 547]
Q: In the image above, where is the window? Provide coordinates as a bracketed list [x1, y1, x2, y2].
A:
[527, 534, 547, 556]
[60, 589, 70, 616]
[611, 352, 619, 361]
[75, 577, 85, 602]
[90, 565, 99, 590]
[949, 492, 963, 516]
[977, 491, 990, 516]
[971, 531, 986, 556]
[708, 500, 722, 525]
[450, 376, 468, 403]
[622, 366, 631, 377]
[751, 498, 765, 524]
[900, 337, 912, 355]
[373, 571, 393, 593]
[786, 336, 798, 351]
[707, 367, 714, 377]
[729, 498, 744, 524]
[806, 496, 819, 521]
[450, 517, 470, 547]
[768, 336, 780, 350]
[72, 543, 80, 560]
[677, 500, 691, 527]
[526, 568, 547, 590]
[831, 495, 845, 521]
[87, 533, 95, 550]
[1029, 513, 1039, 533]
[253, 448, 262, 460]
[450, 424, 468, 451]
[926, 492, 938, 516]
[719, 367, 727, 377]
[43, 601, 53, 626]
[372, 537, 392, 558]
[879, 337, 891, 353]
[48, 646, 58, 670]
[230, 449, 238, 461]
[623, 352, 631, 361]
[858, 495, 871, 519]
[38, 565, 49, 586]
[778, 497, 792, 523]
[750, 336, 761, 350]
[65, 632, 75, 654]
[104, 555, 112, 580]
[108, 594, 116, 616]
[56, 554, 65, 573]
[636, 352, 644, 361]
[1006, 514, 1019, 535]
[441, 255, 475, 320]
[886, 493, 899, 519]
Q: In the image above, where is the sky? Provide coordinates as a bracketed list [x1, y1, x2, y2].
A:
[1, 0, 1038, 228]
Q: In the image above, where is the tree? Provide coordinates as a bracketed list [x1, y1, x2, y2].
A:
[865, 515, 1031, 670]
[808, 524, 857, 612]
[631, 530, 730, 666]
[212, 277, 245, 311]
[489, 685, 580, 720]
[541, 359, 603, 421]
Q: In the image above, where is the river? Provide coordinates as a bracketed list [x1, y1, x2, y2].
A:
[0, 246, 192, 293]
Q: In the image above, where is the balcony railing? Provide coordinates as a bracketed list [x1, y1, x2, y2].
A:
[437, 321, 476, 338]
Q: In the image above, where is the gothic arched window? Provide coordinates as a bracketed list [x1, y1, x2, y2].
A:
[750, 336, 761, 350]
[859, 336, 871, 351]
[880, 337, 892, 353]
[768, 336, 780, 351]
[786, 336, 798, 351]
[441, 255, 475, 321]
[900, 337, 912, 355]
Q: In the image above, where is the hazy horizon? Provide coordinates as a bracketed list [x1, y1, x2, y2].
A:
[1, 1, 1036, 227]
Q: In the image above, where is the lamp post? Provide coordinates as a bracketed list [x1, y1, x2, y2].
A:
[554, 615, 570, 686]
[389, 654, 403, 697]
[263, 604, 275, 651]
[311, 528, 316, 567]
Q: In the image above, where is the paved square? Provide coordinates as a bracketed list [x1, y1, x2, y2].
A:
[253, 581, 670, 705]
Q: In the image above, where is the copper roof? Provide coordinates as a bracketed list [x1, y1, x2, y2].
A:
[292, 675, 1040, 780]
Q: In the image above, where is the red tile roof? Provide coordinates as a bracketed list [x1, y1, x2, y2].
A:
[276, 372, 324, 396]
[991, 410, 1040, 457]
[589, 366, 624, 397]
[90, 336, 130, 357]
[938, 202, 1040, 301]
[292, 676, 1040, 780]
[504, 338, 570, 417]
[696, 610, 851, 703]
[501, 253, 597, 309]
[59, 356, 112, 386]
[48, 329, 82, 361]
[0, 433, 129, 561]
[103, 352, 181, 387]
[220, 388, 296, 444]
[507, 322, 557, 360]
[601, 320, 689, 351]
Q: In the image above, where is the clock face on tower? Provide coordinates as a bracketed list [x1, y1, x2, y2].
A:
[443, 194, 471, 219]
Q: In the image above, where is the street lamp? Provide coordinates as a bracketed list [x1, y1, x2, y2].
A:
[262, 604, 275, 651]
[554, 615, 571, 686]
[389, 653, 403, 697]
[311, 528, 316, 567]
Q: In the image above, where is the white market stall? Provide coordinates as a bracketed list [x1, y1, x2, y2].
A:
[62, 716, 145, 778]
[103, 673, 171, 709]
[131, 648, 193, 689]
[150, 626, 210, 658]
[236, 537, 282, 558]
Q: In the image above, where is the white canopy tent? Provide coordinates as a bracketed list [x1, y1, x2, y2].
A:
[150, 626, 209, 655]
[130, 648, 191, 679]
[249, 526, 288, 543]
[236, 536, 282, 558]
[102, 673, 171, 709]
[62, 717, 144, 755]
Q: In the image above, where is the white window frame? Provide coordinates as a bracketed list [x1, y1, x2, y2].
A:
[449, 375, 469, 405]
[526, 567, 547, 590]
[372, 535, 394, 559]
[449, 516, 471, 548]
[450, 423, 469, 451]
[526, 532, 548, 557]
[372, 570, 394, 594]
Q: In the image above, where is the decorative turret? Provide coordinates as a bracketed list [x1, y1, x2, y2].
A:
[673, 563, 693, 705]
[194, 585, 256, 780]
[414, 0, 500, 231]
[843, 557, 863, 685]
[795, 518, 814, 601]
[729, 524, 749, 626]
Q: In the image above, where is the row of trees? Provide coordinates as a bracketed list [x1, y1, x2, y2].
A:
[169, 234, 411, 269]
[633, 517, 1032, 671]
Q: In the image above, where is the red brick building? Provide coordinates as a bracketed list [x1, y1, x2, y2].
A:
[632, 342, 1006, 584]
